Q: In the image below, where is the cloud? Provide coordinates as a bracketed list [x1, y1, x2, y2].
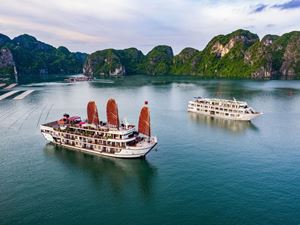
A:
[250, 0, 300, 14]
[0, 0, 300, 54]
[273, 0, 300, 10]
[0, 15, 106, 43]
[251, 4, 268, 13]
[266, 24, 276, 28]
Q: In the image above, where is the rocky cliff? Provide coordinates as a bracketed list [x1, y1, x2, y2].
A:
[244, 31, 300, 79]
[2, 30, 300, 82]
[0, 33, 87, 83]
[195, 29, 260, 78]
[170, 47, 200, 75]
[83, 48, 144, 76]
[0, 47, 16, 83]
[84, 29, 300, 79]
[83, 45, 174, 77]
[142, 45, 173, 75]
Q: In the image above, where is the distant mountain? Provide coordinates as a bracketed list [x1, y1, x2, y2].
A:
[0, 34, 87, 84]
[1, 29, 300, 84]
[83, 45, 174, 77]
[84, 29, 300, 79]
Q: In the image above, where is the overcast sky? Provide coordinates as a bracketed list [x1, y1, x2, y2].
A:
[1, 0, 300, 54]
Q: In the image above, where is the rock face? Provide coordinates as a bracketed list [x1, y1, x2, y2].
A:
[0, 47, 15, 68]
[244, 32, 300, 79]
[143, 45, 173, 75]
[279, 32, 300, 79]
[0, 47, 16, 83]
[195, 29, 260, 78]
[83, 49, 125, 76]
[83, 45, 174, 77]
[118, 48, 144, 74]
[3, 29, 297, 81]
[171, 47, 200, 75]
[210, 31, 258, 58]
[83, 48, 145, 76]
[85, 29, 300, 79]
[0, 33, 88, 83]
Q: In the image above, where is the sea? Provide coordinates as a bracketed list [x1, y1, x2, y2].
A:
[1, 76, 300, 225]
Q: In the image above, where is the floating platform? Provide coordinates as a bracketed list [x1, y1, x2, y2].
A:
[4, 83, 17, 89]
[0, 90, 19, 100]
[13, 90, 35, 100]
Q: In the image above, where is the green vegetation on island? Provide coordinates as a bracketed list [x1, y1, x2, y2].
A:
[84, 29, 300, 80]
[1, 29, 300, 84]
[0, 33, 87, 84]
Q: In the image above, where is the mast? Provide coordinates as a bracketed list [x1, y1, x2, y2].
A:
[106, 98, 120, 128]
[138, 101, 151, 137]
[87, 101, 100, 124]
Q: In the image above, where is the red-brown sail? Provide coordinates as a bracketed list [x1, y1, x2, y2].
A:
[106, 98, 119, 127]
[138, 103, 151, 137]
[87, 101, 100, 124]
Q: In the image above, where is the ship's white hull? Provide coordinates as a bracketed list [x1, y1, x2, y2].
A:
[42, 132, 157, 159]
[187, 108, 262, 121]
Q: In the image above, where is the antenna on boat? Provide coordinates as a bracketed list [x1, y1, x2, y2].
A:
[122, 117, 130, 129]
[233, 97, 237, 102]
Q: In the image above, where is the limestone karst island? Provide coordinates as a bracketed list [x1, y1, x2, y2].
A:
[1, 29, 300, 85]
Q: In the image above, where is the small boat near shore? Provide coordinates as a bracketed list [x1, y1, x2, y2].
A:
[64, 75, 93, 83]
[188, 97, 262, 121]
[40, 99, 157, 158]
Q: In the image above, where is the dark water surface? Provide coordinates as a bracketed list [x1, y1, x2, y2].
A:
[1, 76, 300, 225]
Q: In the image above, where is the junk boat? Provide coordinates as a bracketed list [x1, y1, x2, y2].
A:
[64, 75, 93, 83]
[40, 99, 158, 158]
[188, 97, 262, 121]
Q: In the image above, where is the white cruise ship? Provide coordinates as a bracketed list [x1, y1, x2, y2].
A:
[40, 99, 157, 159]
[188, 97, 262, 121]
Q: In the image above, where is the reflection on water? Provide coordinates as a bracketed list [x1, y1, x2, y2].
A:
[188, 112, 258, 133]
[196, 80, 266, 101]
[273, 87, 300, 99]
[43, 144, 157, 198]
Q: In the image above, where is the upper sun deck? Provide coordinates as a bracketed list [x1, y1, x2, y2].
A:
[42, 120, 136, 135]
[192, 97, 248, 107]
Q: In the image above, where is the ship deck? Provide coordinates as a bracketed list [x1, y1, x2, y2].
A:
[42, 120, 136, 133]
[194, 98, 247, 106]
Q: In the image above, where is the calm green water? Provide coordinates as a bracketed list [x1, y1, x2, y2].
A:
[1, 76, 300, 225]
